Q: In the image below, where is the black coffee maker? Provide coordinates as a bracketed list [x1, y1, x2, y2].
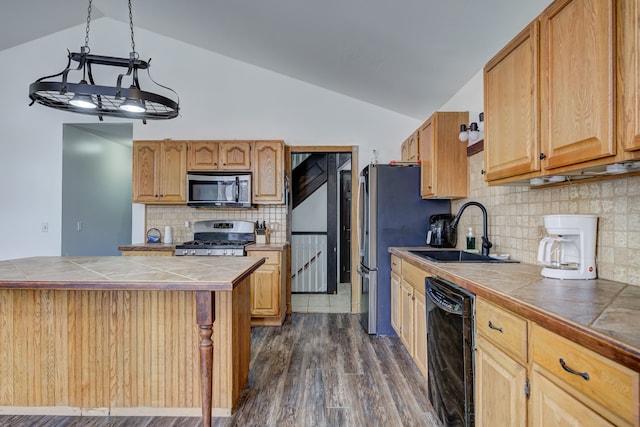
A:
[426, 214, 457, 247]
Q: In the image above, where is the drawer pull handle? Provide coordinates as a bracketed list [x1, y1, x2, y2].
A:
[488, 321, 503, 333]
[559, 358, 590, 381]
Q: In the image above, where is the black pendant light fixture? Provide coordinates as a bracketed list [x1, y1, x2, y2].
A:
[28, 0, 179, 124]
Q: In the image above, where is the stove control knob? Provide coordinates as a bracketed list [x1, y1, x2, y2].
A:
[182, 250, 188, 256]
[190, 250, 197, 256]
[207, 249, 213, 255]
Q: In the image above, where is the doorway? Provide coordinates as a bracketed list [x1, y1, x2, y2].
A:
[61, 123, 133, 256]
[289, 146, 355, 313]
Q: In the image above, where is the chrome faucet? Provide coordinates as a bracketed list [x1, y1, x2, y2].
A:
[450, 201, 493, 256]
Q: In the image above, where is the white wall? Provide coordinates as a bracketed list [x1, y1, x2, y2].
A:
[0, 18, 419, 260]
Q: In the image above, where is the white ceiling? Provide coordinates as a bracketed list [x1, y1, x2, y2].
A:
[2, 0, 552, 119]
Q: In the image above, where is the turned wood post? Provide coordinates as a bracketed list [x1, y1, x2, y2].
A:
[196, 291, 215, 427]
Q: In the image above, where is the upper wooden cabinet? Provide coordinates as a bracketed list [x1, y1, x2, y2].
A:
[219, 141, 252, 170]
[401, 131, 419, 162]
[188, 141, 219, 170]
[484, 0, 640, 184]
[132, 140, 187, 204]
[419, 111, 468, 199]
[188, 141, 251, 171]
[619, 0, 640, 153]
[484, 22, 540, 182]
[540, 0, 616, 170]
[252, 140, 284, 204]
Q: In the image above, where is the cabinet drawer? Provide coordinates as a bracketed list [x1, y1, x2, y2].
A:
[247, 250, 280, 265]
[391, 255, 401, 275]
[402, 261, 427, 294]
[532, 323, 639, 424]
[476, 299, 528, 364]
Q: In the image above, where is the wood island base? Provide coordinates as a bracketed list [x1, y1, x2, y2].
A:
[0, 280, 251, 421]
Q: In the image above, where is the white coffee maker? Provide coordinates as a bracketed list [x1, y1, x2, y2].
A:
[537, 214, 598, 279]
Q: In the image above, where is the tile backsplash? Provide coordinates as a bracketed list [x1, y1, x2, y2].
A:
[452, 153, 640, 286]
[146, 205, 288, 245]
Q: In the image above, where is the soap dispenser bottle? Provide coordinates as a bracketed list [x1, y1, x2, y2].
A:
[466, 227, 476, 251]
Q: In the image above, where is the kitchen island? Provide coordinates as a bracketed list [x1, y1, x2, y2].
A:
[0, 256, 265, 426]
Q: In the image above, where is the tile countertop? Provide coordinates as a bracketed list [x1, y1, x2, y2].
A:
[389, 247, 640, 372]
[0, 256, 265, 291]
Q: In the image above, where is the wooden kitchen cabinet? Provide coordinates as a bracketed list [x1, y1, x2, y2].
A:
[252, 140, 284, 204]
[412, 288, 427, 377]
[418, 111, 468, 199]
[187, 140, 219, 170]
[132, 140, 187, 204]
[246, 249, 287, 326]
[390, 255, 401, 335]
[484, 22, 540, 182]
[619, 0, 640, 153]
[400, 280, 415, 354]
[219, 141, 251, 170]
[531, 323, 639, 426]
[484, 0, 640, 184]
[475, 299, 528, 427]
[188, 140, 251, 171]
[391, 256, 429, 379]
[400, 130, 419, 162]
[539, 0, 616, 170]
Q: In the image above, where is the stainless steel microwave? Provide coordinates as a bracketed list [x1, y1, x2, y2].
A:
[187, 172, 252, 207]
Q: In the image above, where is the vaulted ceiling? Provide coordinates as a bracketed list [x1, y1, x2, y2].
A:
[2, 0, 551, 119]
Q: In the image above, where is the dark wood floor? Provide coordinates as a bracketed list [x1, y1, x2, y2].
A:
[0, 313, 441, 426]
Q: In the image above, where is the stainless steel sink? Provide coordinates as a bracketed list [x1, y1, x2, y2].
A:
[409, 250, 518, 263]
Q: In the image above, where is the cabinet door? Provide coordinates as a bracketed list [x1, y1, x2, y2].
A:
[159, 141, 188, 203]
[219, 141, 251, 170]
[401, 139, 409, 162]
[413, 289, 427, 378]
[253, 141, 284, 203]
[540, 0, 616, 170]
[404, 131, 419, 162]
[132, 141, 161, 202]
[531, 369, 613, 427]
[475, 335, 527, 427]
[391, 271, 401, 335]
[419, 117, 435, 198]
[188, 141, 219, 171]
[250, 264, 280, 316]
[619, 0, 640, 152]
[400, 281, 414, 354]
[419, 112, 468, 199]
[484, 22, 540, 182]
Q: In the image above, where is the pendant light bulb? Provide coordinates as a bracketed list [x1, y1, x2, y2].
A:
[119, 97, 146, 113]
[68, 80, 97, 109]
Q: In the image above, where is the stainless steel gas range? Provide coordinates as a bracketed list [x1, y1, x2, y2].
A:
[175, 220, 255, 256]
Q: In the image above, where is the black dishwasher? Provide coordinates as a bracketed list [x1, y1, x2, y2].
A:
[426, 277, 475, 427]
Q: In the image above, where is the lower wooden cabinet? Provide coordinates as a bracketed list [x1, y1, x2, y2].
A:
[531, 369, 614, 427]
[246, 249, 287, 326]
[475, 299, 529, 427]
[475, 335, 527, 427]
[390, 255, 428, 379]
[412, 289, 427, 376]
[531, 323, 639, 426]
[391, 269, 401, 334]
[400, 280, 415, 354]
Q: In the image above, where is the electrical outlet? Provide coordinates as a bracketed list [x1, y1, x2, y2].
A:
[77, 221, 83, 231]
[41, 222, 48, 232]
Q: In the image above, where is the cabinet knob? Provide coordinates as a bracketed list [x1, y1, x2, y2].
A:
[539, 153, 546, 160]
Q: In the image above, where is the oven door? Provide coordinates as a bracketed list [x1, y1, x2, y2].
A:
[187, 172, 251, 207]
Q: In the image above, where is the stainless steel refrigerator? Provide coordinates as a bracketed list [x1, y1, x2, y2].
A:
[356, 164, 450, 335]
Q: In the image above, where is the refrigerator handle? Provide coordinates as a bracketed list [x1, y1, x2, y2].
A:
[356, 263, 369, 278]
[356, 175, 365, 257]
